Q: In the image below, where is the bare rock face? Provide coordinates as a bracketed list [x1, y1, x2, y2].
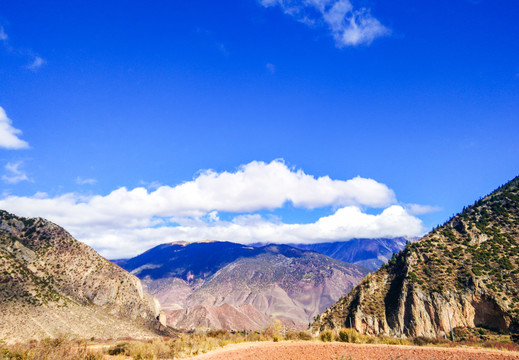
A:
[0, 210, 164, 344]
[313, 176, 519, 338]
[119, 242, 369, 331]
[166, 304, 273, 330]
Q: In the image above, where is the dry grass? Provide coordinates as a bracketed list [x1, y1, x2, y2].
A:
[2, 327, 516, 359]
[318, 328, 410, 346]
[0, 327, 315, 359]
[104, 328, 316, 359]
[0, 336, 104, 360]
[317, 327, 519, 352]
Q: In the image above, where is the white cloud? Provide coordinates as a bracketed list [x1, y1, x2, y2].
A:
[259, 0, 390, 47]
[0, 107, 29, 149]
[2, 161, 30, 184]
[0, 27, 7, 41]
[78, 205, 424, 259]
[0, 27, 45, 71]
[27, 56, 46, 71]
[0, 160, 426, 258]
[76, 176, 97, 185]
[405, 204, 442, 216]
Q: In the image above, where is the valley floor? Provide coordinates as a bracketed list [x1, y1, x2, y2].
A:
[186, 341, 519, 360]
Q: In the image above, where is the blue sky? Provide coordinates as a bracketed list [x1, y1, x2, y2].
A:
[0, 0, 518, 258]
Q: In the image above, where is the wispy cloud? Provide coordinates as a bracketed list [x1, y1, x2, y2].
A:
[195, 28, 229, 56]
[0, 106, 30, 150]
[0, 26, 8, 41]
[27, 56, 46, 71]
[75, 176, 97, 185]
[259, 0, 390, 47]
[0, 25, 46, 71]
[405, 204, 442, 216]
[0, 160, 428, 258]
[2, 161, 30, 184]
[266, 63, 276, 73]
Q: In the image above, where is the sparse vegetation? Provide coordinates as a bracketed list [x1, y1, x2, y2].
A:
[314, 176, 519, 338]
[0, 328, 315, 359]
[1, 326, 518, 360]
[0, 336, 104, 360]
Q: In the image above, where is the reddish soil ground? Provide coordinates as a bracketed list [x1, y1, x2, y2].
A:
[187, 341, 519, 360]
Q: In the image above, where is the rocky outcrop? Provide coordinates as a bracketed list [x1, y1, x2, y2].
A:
[313, 176, 519, 337]
[0, 210, 166, 344]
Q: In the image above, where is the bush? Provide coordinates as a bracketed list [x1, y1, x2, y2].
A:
[107, 342, 130, 355]
[206, 329, 228, 338]
[338, 329, 357, 343]
[296, 331, 313, 341]
[284, 330, 313, 341]
[337, 329, 375, 344]
[320, 330, 334, 342]
[412, 336, 443, 346]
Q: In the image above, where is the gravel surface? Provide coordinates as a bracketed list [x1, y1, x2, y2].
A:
[187, 341, 519, 360]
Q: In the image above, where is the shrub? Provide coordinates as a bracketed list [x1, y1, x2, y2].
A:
[284, 330, 313, 341]
[206, 329, 228, 338]
[337, 329, 375, 344]
[320, 330, 334, 342]
[338, 329, 358, 343]
[296, 331, 313, 341]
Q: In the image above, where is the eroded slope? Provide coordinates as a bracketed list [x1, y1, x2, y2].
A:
[0, 210, 165, 343]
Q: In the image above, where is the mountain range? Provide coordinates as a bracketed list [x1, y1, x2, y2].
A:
[313, 176, 519, 338]
[273, 237, 411, 271]
[116, 241, 369, 330]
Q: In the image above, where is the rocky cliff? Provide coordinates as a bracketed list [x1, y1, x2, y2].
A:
[313, 176, 519, 338]
[0, 210, 166, 344]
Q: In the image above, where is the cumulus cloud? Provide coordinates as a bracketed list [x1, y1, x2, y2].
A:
[0, 107, 30, 149]
[0, 160, 426, 258]
[259, 0, 390, 47]
[2, 162, 30, 184]
[82, 205, 424, 259]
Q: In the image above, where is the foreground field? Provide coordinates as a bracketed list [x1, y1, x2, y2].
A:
[2, 329, 518, 360]
[187, 341, 519, 360]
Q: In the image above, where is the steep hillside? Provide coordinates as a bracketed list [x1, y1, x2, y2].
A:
[0, 210, 166, 344]
[313, 177, 519, 338]
[289, 238, 410, 271]
[119, 242, 369, 330]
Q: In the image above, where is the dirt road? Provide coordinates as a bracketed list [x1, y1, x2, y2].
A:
[186, 341, 519, 360]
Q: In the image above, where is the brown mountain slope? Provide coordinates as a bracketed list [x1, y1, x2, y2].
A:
[121, 242, 369, 330]
[313, 176, 519, 338]
[0, 210, 166, 344]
